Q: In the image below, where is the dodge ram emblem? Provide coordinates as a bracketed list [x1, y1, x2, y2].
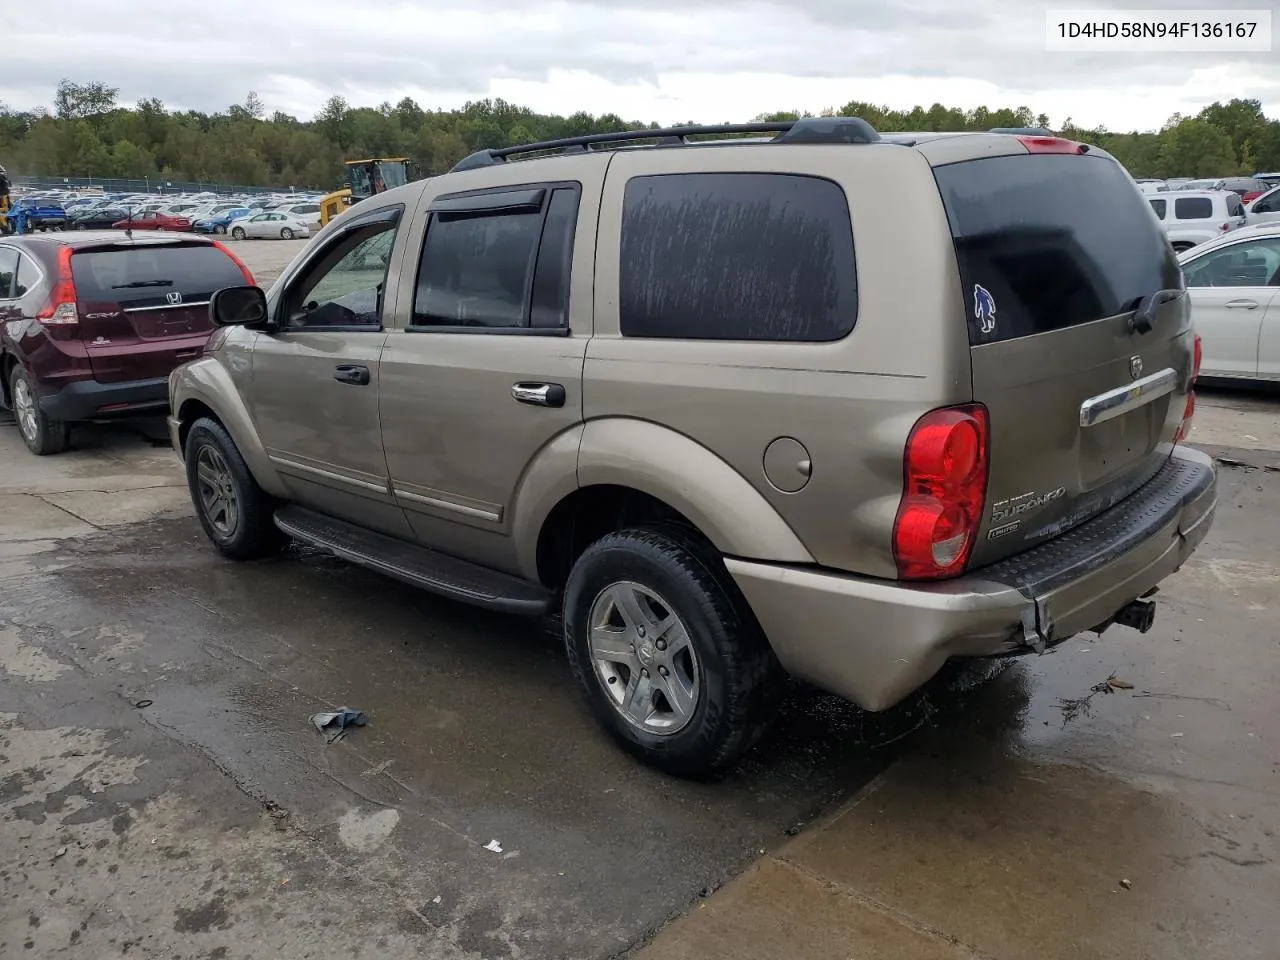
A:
[1129, 355, 1143, 380]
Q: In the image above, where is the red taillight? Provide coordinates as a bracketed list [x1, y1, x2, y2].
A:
[1016, 135, 1085, 155]
[893, 404, 990, 580]
[1221, 222, 1231, 232]
[1176, 334, 1202, 444]
[213, 240, 256, 285]
[1176, 392, 1196, 443]
[36, 246, 78, 327]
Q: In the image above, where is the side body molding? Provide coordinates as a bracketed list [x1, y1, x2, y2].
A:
[575, 418, 815, 564]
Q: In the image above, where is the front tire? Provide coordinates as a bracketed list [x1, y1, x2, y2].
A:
[563, 526, 781, 779]
[184, 417, 284, 560]
[215, 225, 227, 234]
[9, 366, 70, 456]
[231, 227, 246, 240]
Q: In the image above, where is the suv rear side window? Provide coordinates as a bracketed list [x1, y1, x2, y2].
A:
[1226, 194, 1244, 217]
[934, 154, 1181, 344]
[619, 173, 857, 341]
[1175, 197, 1213, 220]
[1149, 198, 1167, 219]
[71, 244, 246, 310]
[413, 185, 580, 330]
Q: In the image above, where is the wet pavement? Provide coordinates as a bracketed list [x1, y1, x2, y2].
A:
[1, 263, 1278, 960]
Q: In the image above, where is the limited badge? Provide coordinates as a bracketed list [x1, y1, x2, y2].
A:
[973, 284, 997, 334]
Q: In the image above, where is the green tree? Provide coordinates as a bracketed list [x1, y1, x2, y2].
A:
[1157, 118, 1239, 177]
[54, 79, 118, 120]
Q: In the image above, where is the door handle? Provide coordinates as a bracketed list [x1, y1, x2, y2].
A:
[511, 382, 566, 408]
[1225, 299, 1259, 309]
[334, 364, 371, 385]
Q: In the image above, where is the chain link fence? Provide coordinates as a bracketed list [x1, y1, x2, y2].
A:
[12, 175, 304, 195]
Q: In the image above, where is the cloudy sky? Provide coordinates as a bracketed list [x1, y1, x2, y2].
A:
[3, 0, 1278, 130]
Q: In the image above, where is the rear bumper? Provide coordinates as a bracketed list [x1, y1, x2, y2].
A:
[38, 376, 170, 421]
[727, 446, 1217, 711]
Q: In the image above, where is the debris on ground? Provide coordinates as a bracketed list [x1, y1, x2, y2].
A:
[310, 707, 368, 743]
[1265, 463, 1280, 473]
[1057, 674, 1136, 724]
[1120, 879, 1132, 890]
[54, 846, 67, 859]
[483, 839, 504, 854]
[1214, 456, 1256, 470]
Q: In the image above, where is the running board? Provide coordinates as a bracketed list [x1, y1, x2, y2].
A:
[274, 505, 556, 616]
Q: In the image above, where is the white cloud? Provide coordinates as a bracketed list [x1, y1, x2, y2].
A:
[1, 0, 1277, 131]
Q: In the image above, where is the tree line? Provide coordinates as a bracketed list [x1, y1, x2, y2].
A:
[1, 80, 1276, 191]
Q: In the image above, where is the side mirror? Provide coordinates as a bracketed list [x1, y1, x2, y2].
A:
[210, 286, 267, 327]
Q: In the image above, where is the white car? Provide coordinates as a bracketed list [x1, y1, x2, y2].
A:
[229, 212, 311, 240]
[275, 202, 322, 226]
[1180, 222, 1280, 383]
[1245, 186, 1280, 225]
[1148, 191, 1247, 251]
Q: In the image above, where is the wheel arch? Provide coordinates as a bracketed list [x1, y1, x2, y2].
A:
[522, 418, 814, 589]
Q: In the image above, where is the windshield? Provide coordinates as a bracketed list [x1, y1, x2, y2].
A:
[376, 161, 407, 190]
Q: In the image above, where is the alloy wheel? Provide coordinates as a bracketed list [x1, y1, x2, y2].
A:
[587, 581, 701, 735]
[194, 444, 240, 539]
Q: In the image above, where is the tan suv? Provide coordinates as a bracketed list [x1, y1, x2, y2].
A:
[169, 119, 1216, 777]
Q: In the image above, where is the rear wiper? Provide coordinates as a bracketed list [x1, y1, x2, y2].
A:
[1128, 288, 1183, 335]
[111, 279, 174, 289]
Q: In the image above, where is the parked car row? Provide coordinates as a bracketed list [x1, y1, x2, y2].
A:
[1147, 184, 1280, 250]
[8, 186, 324, 240]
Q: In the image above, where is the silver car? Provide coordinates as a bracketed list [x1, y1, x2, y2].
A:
[229, 212, 310, 241]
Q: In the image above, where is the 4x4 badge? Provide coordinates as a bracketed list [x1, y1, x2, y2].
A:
[973, 284, 997, 334]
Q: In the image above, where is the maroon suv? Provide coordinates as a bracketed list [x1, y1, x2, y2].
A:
[0, 232, 254, 455]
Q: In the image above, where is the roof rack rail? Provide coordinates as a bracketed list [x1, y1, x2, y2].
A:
[449, 117, 881, 172]
[989, 126, 1055, 136]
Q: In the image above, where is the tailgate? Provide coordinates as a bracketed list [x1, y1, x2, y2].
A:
[71, 242, 246, 383]
[932, 150, 1194, 567]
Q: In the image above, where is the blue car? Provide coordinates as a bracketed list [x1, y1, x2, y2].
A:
[193, 207, 252, 234]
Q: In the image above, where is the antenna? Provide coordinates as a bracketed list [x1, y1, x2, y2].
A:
[125, 203, 134, 240]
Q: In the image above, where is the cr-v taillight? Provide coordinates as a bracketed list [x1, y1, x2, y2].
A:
[36, 246, 78, 326]
[893, 404, 990, 580]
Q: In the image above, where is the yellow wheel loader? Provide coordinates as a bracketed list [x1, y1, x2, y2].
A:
[318, 158, 412, 227]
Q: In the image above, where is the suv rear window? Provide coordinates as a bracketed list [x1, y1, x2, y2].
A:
[71, 243, 247, 309]
[1175, 197, 1213, 220]
[934, 154, 1180, 344]
[619, 173, 858, 341]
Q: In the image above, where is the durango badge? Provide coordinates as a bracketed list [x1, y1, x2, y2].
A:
[973, 284, 997, 334]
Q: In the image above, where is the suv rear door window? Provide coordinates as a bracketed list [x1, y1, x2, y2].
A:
[619, 173, 857, 341]
[412, 185, 580, 330]
[70, 243, 247, 310]
[933, 153, 1181, 343]
[1175, 197, 1213, 220]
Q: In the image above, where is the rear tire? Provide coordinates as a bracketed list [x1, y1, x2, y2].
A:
[231, 227, 246, 240]
[280, 227, 294, 240]
[9, 366, 70, 456]
[563, 525, 782, 779]
[1172, 241, 1194, 253]
[184, 417, 285, 561]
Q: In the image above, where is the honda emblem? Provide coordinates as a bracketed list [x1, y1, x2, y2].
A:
[166, 291, 183, 305]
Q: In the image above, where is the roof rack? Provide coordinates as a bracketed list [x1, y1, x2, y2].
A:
[449, 117, 881, 172]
